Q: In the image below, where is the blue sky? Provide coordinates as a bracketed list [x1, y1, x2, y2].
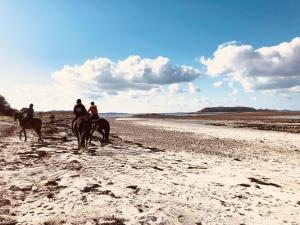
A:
[0, 0, 299, 112]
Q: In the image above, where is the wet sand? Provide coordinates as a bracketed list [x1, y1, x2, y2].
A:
[134, 111, 300, 133]
[0, 115, 299, 225]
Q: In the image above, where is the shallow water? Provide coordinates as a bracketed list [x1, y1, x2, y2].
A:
[270, 115, 300, 119]
[99, 113, 132, 118]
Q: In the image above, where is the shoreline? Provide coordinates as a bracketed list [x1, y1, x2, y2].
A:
[116, 118, 300, 149]
[130, 111, 300, 133]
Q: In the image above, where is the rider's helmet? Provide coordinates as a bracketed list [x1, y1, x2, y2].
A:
[29, 104, 33, 108]
[91, 102, 94, 105]
[77, 99, 81, 104]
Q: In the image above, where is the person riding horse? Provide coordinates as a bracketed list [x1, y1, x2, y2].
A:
[72, 99, 92, 149]
[21, 104, 34, 126]
[72, 99, 88, 131]
[88, 101, 100, 121]
[14, 104, 42, 141]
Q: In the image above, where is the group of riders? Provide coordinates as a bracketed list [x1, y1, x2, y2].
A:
[15, 99, 109, 146]
[72, 99, 99, 129]
[20, 99, 100, 129]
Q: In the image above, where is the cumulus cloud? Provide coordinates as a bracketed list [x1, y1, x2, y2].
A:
[212, 81, 223, 87]
[169, 83, 184, 94]
[168, 82, 200, 94]
[188, 83, 200, 93]
[2, 55, 204, 112]
[53, 55, 202, 97]
[288, 85, 300, 93]
[126, 86, 163, 99]
[200, 37, 300, 92]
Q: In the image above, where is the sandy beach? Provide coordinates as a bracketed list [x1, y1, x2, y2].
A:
[0, 115, 299, 225]
[1, 1, 300, 224]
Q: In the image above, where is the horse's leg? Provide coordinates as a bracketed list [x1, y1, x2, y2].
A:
[84, 133, 88, 150]
[87, 125, 92, 148]
[86, 130, 90, 147]
[81, 132, 85, 149]
[36, 128, 42, 142]
[24, 129, 27, 141]
[39, 129, 42, 141]
[89, 127, 95, 144]
[38, 122, 43, 142]
[99, 129, 105, 144]
[75, 131, 80, 150]
[81, 131, 87, 150]
[86, 136, 89, 146]
[19, 129, 22, 140]
[100, 125, 109, 144]
[78, 136, 80, 150]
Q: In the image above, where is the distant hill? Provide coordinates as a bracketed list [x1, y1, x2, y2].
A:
[0, 95, 14, 116]
[199, 106, 257, 113]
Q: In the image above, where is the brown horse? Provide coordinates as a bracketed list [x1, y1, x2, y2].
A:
[14, 110, 42, 141]
[90, 118, 110, 144]
[73, 116, 92, 149]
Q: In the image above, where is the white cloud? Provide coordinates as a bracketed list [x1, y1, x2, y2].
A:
[3, 55, 203, 112]
[260, 89, 292, 99]
[126, 86, 163, 99]
[212, 81, 223, 87]
[200, 37, 300, 92]
[53, 55, 202, 96]
[261, 89, 278, 96]
[188, 83, 200, 93]
[168, 82, 200, 94]
[168, 83, 184, 94]
[288, 85, 300, 93]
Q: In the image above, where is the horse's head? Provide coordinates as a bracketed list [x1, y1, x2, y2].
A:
[14, 110, 21, 121]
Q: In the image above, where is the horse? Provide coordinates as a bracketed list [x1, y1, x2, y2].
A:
[14, 110, 42, 141]
[73, 116, 92, 149]
[90, 118, 110, 145]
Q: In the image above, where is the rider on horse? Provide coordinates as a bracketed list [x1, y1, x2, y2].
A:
[72, 99, 88, 131]
[88, 101, 99, 121]
[21, 104, 34, 126]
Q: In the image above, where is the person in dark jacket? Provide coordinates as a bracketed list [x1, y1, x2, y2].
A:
[72, 99, 88, 130]
[21, 104, 34, 125]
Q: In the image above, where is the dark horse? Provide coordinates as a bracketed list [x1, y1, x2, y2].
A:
[90, 118, 110, 144]
[14, 110, 42, 141]
[73, 116, 92, 149]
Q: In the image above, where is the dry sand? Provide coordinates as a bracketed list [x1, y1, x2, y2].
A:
[0, 115, 299, 225]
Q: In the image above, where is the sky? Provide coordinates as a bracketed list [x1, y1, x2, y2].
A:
[0, 0, 299, 113]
